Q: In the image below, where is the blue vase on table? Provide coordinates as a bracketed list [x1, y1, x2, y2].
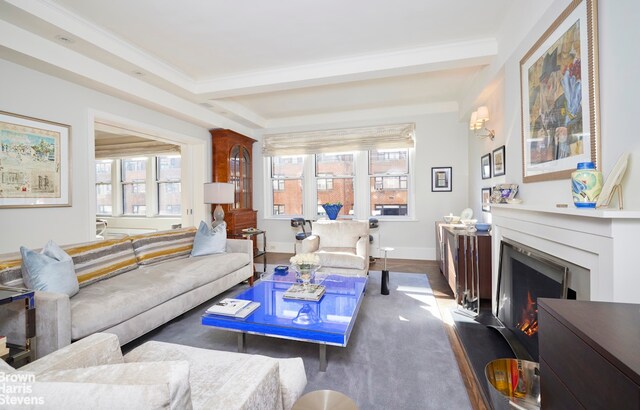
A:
[322, 204, 342, 220]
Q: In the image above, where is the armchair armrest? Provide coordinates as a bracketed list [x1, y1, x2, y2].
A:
[301, 235, 319, 254]
[30, 361, 192, 410]
[356, 236, 369, 263]
[32, 290, 72, 359]
[226, 238, 253, 260]
[22, 333, 123, 375]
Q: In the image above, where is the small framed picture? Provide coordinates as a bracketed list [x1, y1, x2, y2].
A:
[431, 167, 452, 192]
[493, 145, 506, 177]
[481, 188, 492, 212]
[481, 153, 492, 179]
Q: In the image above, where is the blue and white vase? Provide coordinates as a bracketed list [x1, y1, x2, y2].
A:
[571, 162, 603, 208]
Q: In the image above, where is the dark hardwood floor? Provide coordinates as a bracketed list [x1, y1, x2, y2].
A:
[265, 252, 488, 410]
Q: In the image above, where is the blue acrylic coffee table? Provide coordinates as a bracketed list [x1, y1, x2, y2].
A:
[202, 273, 367, 371]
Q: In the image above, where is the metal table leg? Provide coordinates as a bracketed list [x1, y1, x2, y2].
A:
[319, 344, 327, 372]
[237, 333, 246, 353]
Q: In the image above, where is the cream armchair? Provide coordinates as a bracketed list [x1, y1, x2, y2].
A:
[301, 220, 369, 276]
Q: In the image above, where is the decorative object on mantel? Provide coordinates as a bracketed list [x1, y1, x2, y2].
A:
[431, 167, 452, 192]
[321, 202, 343, 220]
[596, 152, 629, 209]
[520, 0, 600, 183]
[571, 162, 603, 208]
[0, 111, 71, 208]
[490, 184, 519, 203]
[492, 145, 506, 177]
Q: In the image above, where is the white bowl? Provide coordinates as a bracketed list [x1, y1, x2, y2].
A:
[506, 198, 523, 204]
[444, 215, 461, 224]
[461, 219, 477, 227]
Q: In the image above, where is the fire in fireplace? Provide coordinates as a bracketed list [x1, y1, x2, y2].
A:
[495, 239, 576, 361]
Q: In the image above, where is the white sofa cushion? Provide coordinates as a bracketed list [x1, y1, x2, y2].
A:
[70, 252, 250, 340]
[125, 341, 306, 410]
[316, 247, 366, 270]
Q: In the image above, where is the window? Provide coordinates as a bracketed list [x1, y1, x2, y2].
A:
[157, 156, 181, 215]
[95, 160, 113, 215]
[369, 149, 410, 217]
[97, 155, 181, 217]
[270, 156, 304, 216]
[122, 158, 147, 215]
[267, 148, 412, 219]
[273, 204, 285, 215]
[316, 178, 333, 190]
[315, 153, 354, 218]
[272, 179, 285, 192]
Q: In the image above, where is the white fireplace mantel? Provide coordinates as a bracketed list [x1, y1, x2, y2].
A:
[491, 204, 640, 308]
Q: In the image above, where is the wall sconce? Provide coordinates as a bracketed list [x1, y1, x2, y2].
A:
[469, 106, 495, 140]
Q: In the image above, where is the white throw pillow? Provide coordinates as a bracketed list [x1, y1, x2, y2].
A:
[190, 221, 226, 257]
[20, 241, 79, 297]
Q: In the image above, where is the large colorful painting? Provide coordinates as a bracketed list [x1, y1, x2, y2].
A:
[0, 111, 71, 208]
[520, 0, 599, 183]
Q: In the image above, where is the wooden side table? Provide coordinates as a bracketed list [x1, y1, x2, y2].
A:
[229, 229, 267, 279]
[0, 286, 36, 366]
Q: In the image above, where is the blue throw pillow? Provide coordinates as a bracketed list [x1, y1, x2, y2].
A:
[191, 221, 227, 257]
[20, 241, 79, 297]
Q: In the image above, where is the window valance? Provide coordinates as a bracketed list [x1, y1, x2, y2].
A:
[262, 123, 415, 156]
[95, 140, 180, 159]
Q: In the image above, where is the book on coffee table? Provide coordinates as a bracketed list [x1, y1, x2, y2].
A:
[283, 284, 326, 301]
[206, 298, 251, 316]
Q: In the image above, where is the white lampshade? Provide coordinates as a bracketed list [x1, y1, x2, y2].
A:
[203, 183, 235, 204]
[476, 105, 490, 122]
[469, 111, 478, 130]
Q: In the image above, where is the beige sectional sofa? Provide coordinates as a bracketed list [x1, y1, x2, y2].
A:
[0, 332, 306, 409]
[0, 227, 254, 358]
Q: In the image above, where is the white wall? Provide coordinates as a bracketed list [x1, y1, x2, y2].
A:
[466, 0, 640, 212]
[0, 58, 212, 253]
[255, 111, 469, 260]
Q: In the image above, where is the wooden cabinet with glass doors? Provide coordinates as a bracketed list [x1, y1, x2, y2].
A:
[210, 129, 257, 234]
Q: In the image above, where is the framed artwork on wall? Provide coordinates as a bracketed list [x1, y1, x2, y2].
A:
[0, 111, 71, 208]
[520, 0, 600, 183]
[481, 188, 491, 212]
[431, 167, 452, 192]
[481, 153, 492, 179]
[493, 145, 506, 177]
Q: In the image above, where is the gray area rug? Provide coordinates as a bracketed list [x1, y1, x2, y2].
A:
[127, 270, 471, 410]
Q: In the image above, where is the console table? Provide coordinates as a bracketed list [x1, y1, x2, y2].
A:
[437, 224, 492, 307]
[0, 286, 36, 366]
[539, 299, 640, 409]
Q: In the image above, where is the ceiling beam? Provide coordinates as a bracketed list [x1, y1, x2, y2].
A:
[197, 39, 497, 99]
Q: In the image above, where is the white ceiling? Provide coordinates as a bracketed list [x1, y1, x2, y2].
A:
[0, 0, 513, 131]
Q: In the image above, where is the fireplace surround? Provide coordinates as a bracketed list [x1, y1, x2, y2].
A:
[495, 239, 578, 361]
[491, 203, 640, 308]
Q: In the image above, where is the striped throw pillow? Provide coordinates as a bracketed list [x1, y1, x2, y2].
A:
[64, 238, 139, 287]
[130, 227, 197, 265]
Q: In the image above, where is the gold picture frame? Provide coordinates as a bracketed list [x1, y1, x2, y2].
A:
[520, 0, 599, 183]
[0, 111, 72, 208]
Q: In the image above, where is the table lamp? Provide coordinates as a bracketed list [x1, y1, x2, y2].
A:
[203, 182, 235, 228]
